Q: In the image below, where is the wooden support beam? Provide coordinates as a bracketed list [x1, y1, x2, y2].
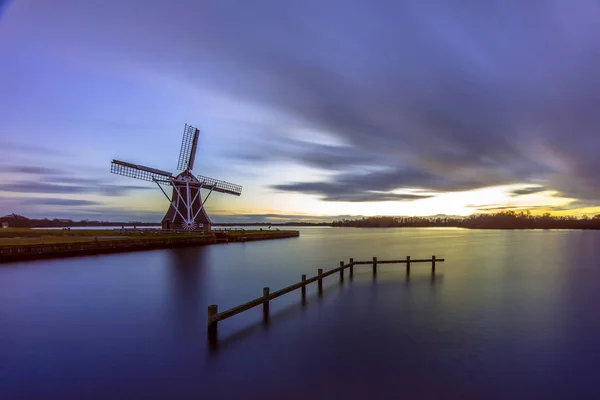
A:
[349, 258, 354, 278]
[208, 304, 218, 341]
[373, 256, 378, 276]
[432, 255, 436, 274]
[263, 287, 270, 321]
[301, 274, 306, 301]
[406, 256, 411, 275]
[340, 261, 344, 281]
[318, 269, 323, 294]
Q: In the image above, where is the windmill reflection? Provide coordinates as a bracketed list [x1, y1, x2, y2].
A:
[167, 246, 208, 340]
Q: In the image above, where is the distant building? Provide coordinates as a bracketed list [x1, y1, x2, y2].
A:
[2, 222, 8, 228]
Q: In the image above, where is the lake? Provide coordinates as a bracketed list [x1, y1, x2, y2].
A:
[2, 227, 600, 399]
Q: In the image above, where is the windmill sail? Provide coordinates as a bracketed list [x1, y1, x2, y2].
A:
[197, 175, 242, 196]
[177, 124, 200, 171]
[110, 160, 173, 183]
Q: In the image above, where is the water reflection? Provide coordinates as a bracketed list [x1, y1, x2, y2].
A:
[209, 264, 446, 356]
[166, 247, 207, 340]
[211, 270, 359, 352]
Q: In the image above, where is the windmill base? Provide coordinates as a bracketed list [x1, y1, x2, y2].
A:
[161, 219, 211, 231]
[159, 172, 213, 232]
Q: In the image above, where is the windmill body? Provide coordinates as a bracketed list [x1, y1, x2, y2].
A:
[110, 124, 242, 231]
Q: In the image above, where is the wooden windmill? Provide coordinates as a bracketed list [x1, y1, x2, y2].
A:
[110, 124, 242, 231]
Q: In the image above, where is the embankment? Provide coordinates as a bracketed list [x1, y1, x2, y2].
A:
[0, 230, 299, 263]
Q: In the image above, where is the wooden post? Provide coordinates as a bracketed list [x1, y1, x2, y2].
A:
[318, 269, 323, 294]
[406, 256, 411, 275]
[263, 287, 270, 321]
[208, 305, 218, 341]
[301, 274, 307, 300]
[340, 261, 344, 281]
[349, 258, 354, 278]
[432, 255, 436, 274]
[373, 257, 378, 276]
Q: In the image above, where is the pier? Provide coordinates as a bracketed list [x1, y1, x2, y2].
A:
[207, 255, 444, 341]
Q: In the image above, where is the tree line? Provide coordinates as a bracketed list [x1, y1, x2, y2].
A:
[0, 214, 159, 228]
[332, 211, 600, 230]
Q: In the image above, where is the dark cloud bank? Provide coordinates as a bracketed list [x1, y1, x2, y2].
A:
[174, 1, 600, 204]
[20, 1, 600, 206]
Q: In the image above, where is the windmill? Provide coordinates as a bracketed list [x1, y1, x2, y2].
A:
[110, 124, 242, 231]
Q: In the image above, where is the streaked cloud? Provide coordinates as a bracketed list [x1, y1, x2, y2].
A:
[0, 179, 152, 196]
[207, 212, 358, 223]
[510, 187, 548, 197]
[0, 163, 154, 197]
[0, 141, 68, 156]
[272, 180, 433, 202]
[20, 198, 103, 206]
[0, 165, 65, 175]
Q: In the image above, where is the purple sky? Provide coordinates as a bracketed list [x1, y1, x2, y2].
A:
[1, 1, 600, 222]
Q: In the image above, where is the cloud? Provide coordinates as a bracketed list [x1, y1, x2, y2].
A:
[0, 204, 165, 222]
[0, 164, 155, 196]
[0, 165, 65, 175]
[20, 198, 103, 206]
[66, 208, 164, 222]
[0, 180, 153, 196]
[211, 213, 358, 223]
[47, 176, 104, 185]
[510, 187, 548, 196]
[470, 205, 531, 211]
[468, 203, 584, 213]
[97, 184, 155, 196]
[272, 180, 433, 202]
[269, 164, 515, 201]
[0, 141, 67, 156]
[230, 136, 376, 171]
[0, 196, 156, 221]
[0, 181, 89, 194]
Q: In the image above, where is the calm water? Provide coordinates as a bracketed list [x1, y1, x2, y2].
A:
[2, 227, 600, 399]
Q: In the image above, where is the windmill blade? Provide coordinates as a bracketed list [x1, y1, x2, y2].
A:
[111, 160, 173, 183]
[177, 124, 200, 171]
[197, 175, 242, 196]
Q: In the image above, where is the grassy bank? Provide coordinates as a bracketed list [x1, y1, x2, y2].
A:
[0, 228, 115, 238]
[0, 228, 291, 239]
[0, 228, 213, 246]
[0, 229, 299, 263]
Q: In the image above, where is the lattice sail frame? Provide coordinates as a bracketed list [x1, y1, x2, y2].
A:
[177, 124, 200, 171]
[110, 160, 172, 183]
[197, 175, 242, 196]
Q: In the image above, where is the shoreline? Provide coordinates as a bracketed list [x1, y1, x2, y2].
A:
[0, 230, 299, 264]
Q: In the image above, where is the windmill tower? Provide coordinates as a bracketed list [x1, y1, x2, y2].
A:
[110, 124, 242, 231]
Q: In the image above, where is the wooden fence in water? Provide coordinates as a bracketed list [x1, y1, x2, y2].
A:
[207, 256, 445, 341]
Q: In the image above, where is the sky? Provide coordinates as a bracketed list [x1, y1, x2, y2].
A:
[1, 0, 600, 223]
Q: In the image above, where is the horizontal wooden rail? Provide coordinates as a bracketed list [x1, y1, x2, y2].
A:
[207, 256, 445, 342]
[353, 258, 445, 265]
